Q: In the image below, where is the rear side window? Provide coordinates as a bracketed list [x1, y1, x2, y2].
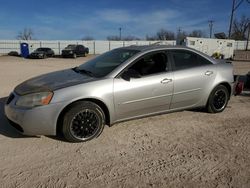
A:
[171, 50, 212, 71]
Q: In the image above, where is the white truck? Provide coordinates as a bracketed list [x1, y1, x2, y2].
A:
[185, 37, 235, 59]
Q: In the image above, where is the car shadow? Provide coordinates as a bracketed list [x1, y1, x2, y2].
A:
[0, 97, 36, 138]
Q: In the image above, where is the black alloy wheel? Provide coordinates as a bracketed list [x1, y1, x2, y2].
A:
[62, 101, 105, 142]
[207, 85, 229, 113]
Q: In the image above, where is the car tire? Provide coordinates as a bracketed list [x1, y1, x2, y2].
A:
[43, 54, 47, 59]
[207, 85, 229, 113]
[62, 101, 105, 142]
[73, 53, 77, 59]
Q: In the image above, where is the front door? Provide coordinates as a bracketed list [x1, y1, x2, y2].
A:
[113, 51, 174, 121]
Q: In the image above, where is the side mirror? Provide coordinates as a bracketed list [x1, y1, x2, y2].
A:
[121, 69, 141, 81]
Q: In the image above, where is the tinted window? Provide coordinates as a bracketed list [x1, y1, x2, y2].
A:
[65, 45, 77, 50]
[129, 52, 168, 76]
[171, 50, 212, 71]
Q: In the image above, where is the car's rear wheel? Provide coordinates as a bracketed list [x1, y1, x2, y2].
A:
[62, 101, 105, 142]
[73, 53, 77, 58]
[207, 85, 229, 113]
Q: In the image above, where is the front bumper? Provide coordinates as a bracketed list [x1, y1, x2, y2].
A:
[29, 53, 44, 59]
[4, 93, 67, 136]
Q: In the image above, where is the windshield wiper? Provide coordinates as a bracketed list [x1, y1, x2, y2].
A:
[72, 67, 94, 77]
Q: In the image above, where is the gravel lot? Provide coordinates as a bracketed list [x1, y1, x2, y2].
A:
[0, 56, 250, 187]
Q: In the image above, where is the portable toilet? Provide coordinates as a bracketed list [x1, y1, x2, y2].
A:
[20, 43, 29, 58]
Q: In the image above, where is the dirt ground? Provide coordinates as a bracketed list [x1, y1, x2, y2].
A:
[0, 56, 250, 188]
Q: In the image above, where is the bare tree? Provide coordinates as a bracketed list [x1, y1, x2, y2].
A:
[122, 36, 141, 41]
[231, 15, 250, 40]
[17, 28, 34, 40]
[156, 29, 175, 40]
[189, 30, 206, 38]
[146, 29, 175, 41]
[145, 34, 158, 41]
[177, 31, 188, 45]
[106, 35, 121, 41]
[82, 36, 94, 41]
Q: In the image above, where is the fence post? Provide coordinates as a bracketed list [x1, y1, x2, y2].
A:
[246, 23, 250, 51]
[58, 41, 61, 55]
[40, 41, 42, 48]
[123, 41, 125, 47]
[109, 41, 111, 51]
[93, 41, 96, 55]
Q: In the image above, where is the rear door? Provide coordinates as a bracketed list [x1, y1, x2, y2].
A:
[169, 49, 217, 109]
[113, 51, 174, 121]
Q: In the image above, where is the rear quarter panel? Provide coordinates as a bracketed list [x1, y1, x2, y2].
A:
[202, 62, 234, 105]
[214, 62, 234, 95]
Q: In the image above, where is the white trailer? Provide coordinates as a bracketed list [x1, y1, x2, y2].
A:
[185, 37, 235, 59]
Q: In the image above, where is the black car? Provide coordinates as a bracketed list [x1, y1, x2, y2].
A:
[29, 48, 55, 59]
[62, 44, 89, 58]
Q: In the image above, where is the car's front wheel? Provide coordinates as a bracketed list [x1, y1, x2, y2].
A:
[62, 101, 105, 142]
[207, 85, 229, 113]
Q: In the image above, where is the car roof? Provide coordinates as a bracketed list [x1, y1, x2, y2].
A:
[118, 45, 194, 52]
[117, 44, 215, 62]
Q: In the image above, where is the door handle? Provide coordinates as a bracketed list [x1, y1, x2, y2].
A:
[161, 78, 172, 84]
[205, 71, 213, 76]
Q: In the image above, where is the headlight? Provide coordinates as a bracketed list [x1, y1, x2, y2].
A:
[16, 92, 53, 108]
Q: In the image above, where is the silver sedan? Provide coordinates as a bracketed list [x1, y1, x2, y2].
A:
[5, 45, 234, 142]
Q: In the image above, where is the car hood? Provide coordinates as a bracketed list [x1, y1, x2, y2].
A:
[14, 69, 96, 95]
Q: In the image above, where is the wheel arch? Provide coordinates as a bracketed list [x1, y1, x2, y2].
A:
[217, 82, 232, 99]
[206, 82, 232, 106]
[56, 98, 111, 136]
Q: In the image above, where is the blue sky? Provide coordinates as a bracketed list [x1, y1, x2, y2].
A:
[0, 0, 249, 40]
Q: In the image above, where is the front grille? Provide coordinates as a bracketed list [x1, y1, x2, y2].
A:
[7, 118, 24, 133]
[6, 93, 15, 105]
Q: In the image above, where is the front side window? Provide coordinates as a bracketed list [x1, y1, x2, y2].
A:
[128, 52, 168, 76]
[171, 50, 212, 71]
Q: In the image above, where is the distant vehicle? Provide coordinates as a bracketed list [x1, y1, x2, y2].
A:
[61, 45, 89, 58]
[29, 48, 55, 59]
[5, 45, 234, 142]
[8, 51, 19, 57]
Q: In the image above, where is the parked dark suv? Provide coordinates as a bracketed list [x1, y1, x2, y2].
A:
[29, 48, 55, 59]
[62, 45, 89, 58]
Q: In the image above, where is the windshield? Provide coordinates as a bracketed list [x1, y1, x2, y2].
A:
[65, 45, 77, 50]
[78, 49, 140, 77]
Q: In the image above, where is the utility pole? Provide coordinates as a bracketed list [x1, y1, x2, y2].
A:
[208, 20, 214, 38]
[177, 27, 181, 45]
[119, 27, 122, 40]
